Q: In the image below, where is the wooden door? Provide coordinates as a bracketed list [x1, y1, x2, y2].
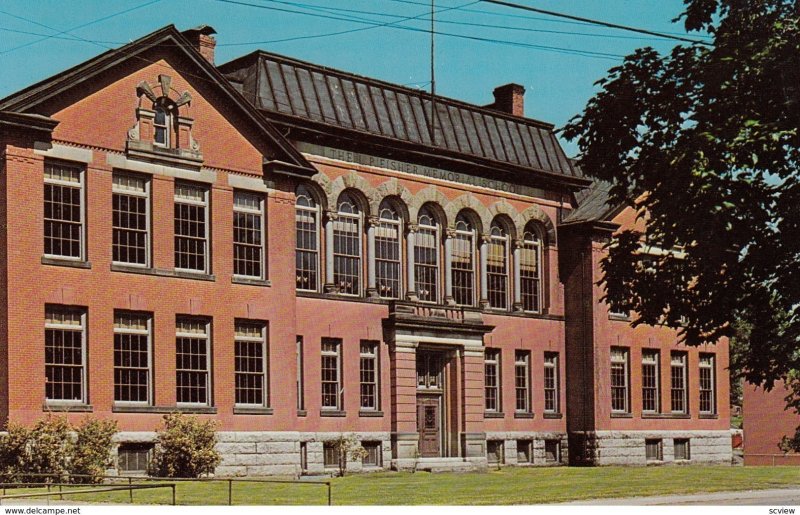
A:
[417, 395, 441, 457]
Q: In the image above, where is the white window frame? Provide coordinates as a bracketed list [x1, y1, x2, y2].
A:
[670, 352, 688, 414]
[484, 348, 501, 413]
[174, 182, 210, 274]
[44, 306, 87, 405]
[321, 339, 342, 410]
[519, 226, 543, 313]
[359, 341, 380, 411]
[699, 353, 716, 415]
[333, 195, 362, 296]
[233, 320, 268, 407]
[374, 204, 403, 299]
[113, 311, 153, 406]
[544, 352, 560, 414]
[451, 215, 476, 307]
[232, 190, 266, 280]
[486, 222, 510, 310]
[44, 161, 85, 261]
[295, 186, 321, 292]
[514, 350, 530, 414]
[610, 347, 630, 413]
[641, 349, 660, 413]
[175, 317, 212, 407]
[112, 172, 151, 268]
[415, 209, 440, 303]
[296, 336, 305, 411]
[153, 104, 170, 148]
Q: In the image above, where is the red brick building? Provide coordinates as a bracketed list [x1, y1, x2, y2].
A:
[743, 383, 800, 465]
[0, 25, 731, 475]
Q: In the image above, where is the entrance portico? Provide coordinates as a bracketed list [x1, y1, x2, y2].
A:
[383, 302, 494, 470]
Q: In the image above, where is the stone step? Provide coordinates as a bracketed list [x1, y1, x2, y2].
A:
[415, 458, 479, 473]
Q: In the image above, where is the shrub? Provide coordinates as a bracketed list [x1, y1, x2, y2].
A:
[22, 416, 72, 482]
[331, 433, 368, 477]
[150, 413, 221, 478]
[0, 423, 30, 482]
[70, 418, 118, 483]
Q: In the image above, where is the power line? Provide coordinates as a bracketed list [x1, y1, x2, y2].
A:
[0, 0, 163, 56]
[479, 0, 712, 46]
[212, 0, 624, 60]
[383, 0, 711, 38]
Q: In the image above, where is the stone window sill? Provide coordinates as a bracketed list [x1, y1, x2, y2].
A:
[608, 314, 632, 322]
[610, 412, 633, 418]
[543, 412, 563, 419]
[484, 411, 505, 419]
[699, 413, 718, 419]
[297, 409, 308, 417]
[233, 406, 274, 415]
[112, 405, 217, 414]
[42, 256, 91, 269]
[514, 412, 534, 419]
[359, 410, 384, 417]
[642, 413, 691, 420]
[232, 276, 271, 287]
[320, 410, 346, 417]
[44, 403, 93, 412]
[111, 264, 215, 282]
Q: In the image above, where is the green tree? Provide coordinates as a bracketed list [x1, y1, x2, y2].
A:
[563, 0, 800, 416]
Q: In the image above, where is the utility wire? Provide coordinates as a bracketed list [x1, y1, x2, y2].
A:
[480, 0, 711, 46]
[0, 0, 163, 56]
[213, 0, 624, 59]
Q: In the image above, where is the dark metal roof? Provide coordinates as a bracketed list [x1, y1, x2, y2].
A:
[220, 51, 584, 184]
[562, 179, 621, 224]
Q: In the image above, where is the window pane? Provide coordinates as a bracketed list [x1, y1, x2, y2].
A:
[45, 306, 85, 402]
[44, 163, 83, 259]
[233, 192, 263, 278]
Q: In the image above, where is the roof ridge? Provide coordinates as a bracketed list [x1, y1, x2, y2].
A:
[224, 49, 555, 131]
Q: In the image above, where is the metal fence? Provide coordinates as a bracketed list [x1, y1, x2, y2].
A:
[0, 473, 332, 506]
[0, 482, 177, 505]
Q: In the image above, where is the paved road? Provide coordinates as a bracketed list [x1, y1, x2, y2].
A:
[563, 488, 800, 506]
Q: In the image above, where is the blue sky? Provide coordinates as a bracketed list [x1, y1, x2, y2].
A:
[0, 0, 702, 155]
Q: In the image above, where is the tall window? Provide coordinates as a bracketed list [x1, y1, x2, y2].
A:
[233, 191, 264, 279]
[112, 173, 149, 266]
[375, 201, 402, 299]
[699, 354, 716, 414]
[176, 317, 211, 406]
[333, 192, 362, 295]
[321, 338, 341, 410]
[610, 347, 629, 413]
[234, 321, 268, 406]
[642, 349, 660, 413]
[544, 352, 559, 413]
[359, 341, 379, 410]
[45, 306, 86, 403]
[671, 352, 688, 414]
[295, 185, 320, 292]
[487, 220, 509, 309]
[174, 183, 209, 273]
[296, 336, 305, 411]
[485, 348, 501, 413]
[520, 224, 542, 312]
[113, 311, 151, 405]
[415, 206, 439, 302]
[514, 350, 530, 413]
[44, 161, 84, 260]
[452, 213, 475, 306]
[153, 104, 170, 147]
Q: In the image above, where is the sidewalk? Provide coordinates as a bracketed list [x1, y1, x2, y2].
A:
[562, 487, 800, 506]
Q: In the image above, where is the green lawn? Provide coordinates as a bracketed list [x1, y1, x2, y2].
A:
[3, 466, 800, 505]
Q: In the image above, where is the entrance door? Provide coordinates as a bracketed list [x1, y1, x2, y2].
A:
[417, 395, 441, 457]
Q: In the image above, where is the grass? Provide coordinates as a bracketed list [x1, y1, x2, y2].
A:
[3, 466, 800, 505]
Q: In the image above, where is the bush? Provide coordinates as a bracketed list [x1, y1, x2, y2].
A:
[150, 413, 221, 478]
[71, 418, 118, 483]
[0, 416, 118, 484]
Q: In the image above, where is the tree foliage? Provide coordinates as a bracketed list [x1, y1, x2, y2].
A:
[150, 413, 221, 478]
[563, 0, 800, 395]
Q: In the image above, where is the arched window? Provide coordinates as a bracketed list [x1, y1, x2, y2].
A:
[295, 184, 320, 292]
[153, 103, 171, 147]
[415, 206, 439, 303]
[334, 192, 362, 295]
[520, 223, 543, 312]
[452, 213, 476, 306]
[375, 200, 402, 299]
[487, 220, 509, 309]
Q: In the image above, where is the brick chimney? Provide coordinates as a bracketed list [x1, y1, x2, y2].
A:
[183, 25, 217, 65]
[491, 83, 525, 117]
